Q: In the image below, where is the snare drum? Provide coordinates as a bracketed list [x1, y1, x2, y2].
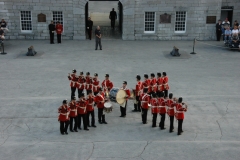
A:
[104, 102, 113, 113]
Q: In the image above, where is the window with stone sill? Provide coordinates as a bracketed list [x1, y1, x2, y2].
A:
[144, 12, 156, 33]
[175, 11, 187, 33]
[53, 11, 64, 31]
[20, 11, 32, 32]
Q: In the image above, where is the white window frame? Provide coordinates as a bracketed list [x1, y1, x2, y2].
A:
[52, 11, 64, 32]
[175, 11, 187, 33]
[20, 11, 32, 33]
[144, 12, 156, 33]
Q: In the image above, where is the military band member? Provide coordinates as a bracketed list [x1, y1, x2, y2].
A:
[158, 91, 166, 130]
[101, 74, 114, 95]
[58, 100, 70, 135]
[68, 69, 78, 98]
[140, 88, 150, 124]
[133, 75, 142, 112]
[149, 73, 157, 97]
[56, 21, 63, 43]
[175, 97, 188, 135]
[76, 72, 85, 98]
[142, 74, 150, 94]
[92, 73, 100, 96]
[69, 97, 78, 132]
[166, 93, 176, 133]
[162, 72, 169, 98]
[85, 72, 93, 95]
[94, 88, 108, 124]
[76, 93, 89, 131]
[156, 72, 163, 97]
[86, 90, 96, 127]
[119, 81, 131, 117]
[150, 93, 159, 127]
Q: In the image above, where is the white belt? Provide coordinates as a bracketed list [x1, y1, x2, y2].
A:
[176, 111, 184, 113]
[151, 106, 157, 108]
[93, 85, 98, 89]
[159, 106, 165, 108]
[168, 108, 174, 110]
[71, 81, 75, 85]
[60, 113, 67, 115]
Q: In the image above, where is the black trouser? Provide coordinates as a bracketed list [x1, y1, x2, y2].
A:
[216, 30, 221, 41]
[178, 119, 183, 134]
[78, 89, 83, 98]
[135, 96, 141, 111]
[87, 110, 95, 126]
[142, 108, 148, 123]
[159, 113, 166, 129]
[69, 117, 77, 131]
[164, 90, 168, 98]
[98, 108, 104, 122]
[120, 100, 127, 116]
[57, 34, 61, 43]
[86, 90, 92, 95]
[95, 38, 102, 50]
[60, 121, 69, 133]
[156, 91, 161, 97]
[77, 114, 87, 129]
[111, 20, 115, 29]
[49, 32, 54, 43]
[94, 92, 98, 96]
[87, 29, 92, 40]
[152, 113, 157, 127]
[169, 116, 174, 131]
[149, 92, 155, 98]
[71, 87, 76, 98]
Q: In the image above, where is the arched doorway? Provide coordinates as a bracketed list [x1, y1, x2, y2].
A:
[85, 0, 123, 40]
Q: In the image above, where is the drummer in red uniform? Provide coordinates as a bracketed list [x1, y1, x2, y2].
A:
[92, 73, 100, 96]
[156, 72, 163, 97]
[76, 93, 89, 131]
[133, 75, 142, 112]
[94, 88, 108, 124]
[85, 72, 93, 95]
[166, 93, 176, 132]
[158, 91, 166, 130]
[68, 69, 78, 98]
[149, 73, 157, 97]
[58, 100, 70, 135]
[101, 74, 114, 96]
[175, 97, 188, 135]
[142, 74, 150, 94]
[140, 88, 150, 124]
[150, 93, 159, 127]
[86, 90, 96, 127]
[76, 72, 85, 98]
[162, 72, 169, 98]
[119, 81, 131, 117]
[56, 21, 63, 43]
[69, 97, 78, 132]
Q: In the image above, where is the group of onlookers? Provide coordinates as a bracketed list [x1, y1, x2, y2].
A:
[0, 19, 7, 42]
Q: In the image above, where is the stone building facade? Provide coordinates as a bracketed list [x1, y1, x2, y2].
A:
[0, 0, 239, 40]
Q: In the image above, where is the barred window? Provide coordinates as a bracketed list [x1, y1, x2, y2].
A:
[144, 12, 155, 33]
[53, 11, 63, 27]
[20, 11, 32, 32]
[175, 11, 187, 33]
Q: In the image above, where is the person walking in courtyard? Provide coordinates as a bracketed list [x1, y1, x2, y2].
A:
[87, 17, 93, 40]
[95, 26, 102, 50]
[109, 8, 117, 29]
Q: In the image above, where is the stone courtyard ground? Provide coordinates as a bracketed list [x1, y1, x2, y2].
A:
[0, 39, 240, 160]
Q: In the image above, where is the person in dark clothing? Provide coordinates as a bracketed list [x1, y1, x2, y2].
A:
[95, 26, 102, 50]
[86, 17, 93, 40]
[216, 20, 222, 41]
[0, 19, 7, 28]
[109, 8, 117, 29]
[48, 21, 55, 44]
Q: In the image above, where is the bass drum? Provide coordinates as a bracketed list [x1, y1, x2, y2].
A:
[109, 87, 119, 102]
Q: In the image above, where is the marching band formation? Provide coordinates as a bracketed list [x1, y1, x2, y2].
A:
[58, 69, 188, 136]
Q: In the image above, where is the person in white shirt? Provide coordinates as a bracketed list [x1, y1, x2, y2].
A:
[231, 25, 239, 35]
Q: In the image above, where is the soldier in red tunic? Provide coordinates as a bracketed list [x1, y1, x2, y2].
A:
[156, 72, 163, 97]
[158, 91, 166, 130]
[140, 88, 150, 124]
[101, 74, 114, 96]
[85, 72, 93, 95]
[76, 93, 89, 131]
[162, 72, 169, 98]
[142, 74, 150, 94]
[92, 73, 100, 96]
[94, 88, 107, 124]
[166, 93, 176, 132]
[133, 75, 142, 112]
[149, 73, 157, 97]
[76, 72, 85, 98]
[86, 90, 96, 127]
[69, 97, 78, 132]
[175, 97, 188, 135]
[150, 93, 159, 127]
[55, 21, 63, 43]
[119, 81, 131, 117]
[58, 100, 70, 135]
[68, 69, 78, 98]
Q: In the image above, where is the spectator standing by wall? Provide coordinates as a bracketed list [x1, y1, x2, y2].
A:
[86, 17, 93, 40]
[109, 8, 117, 29]
[95, 26, 102, 50]
[48, 21, 55, 44]
[216, 20, 222, 41]
[56, 21, 63, 44]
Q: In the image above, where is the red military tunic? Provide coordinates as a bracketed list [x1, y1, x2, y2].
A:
[156, 77, 163, 92]
[68, 73, 78, 88]
[162, 76, 169, 90]
[101, 79, 114, 92]
[86, 95, 95, 112]
[92, 78, 100, 93]
[166, 99, 175, 116]
[142, 79, 150, 93]
[149, 78, 157, 93]
[94, 92, 105, 109]
[140, 93, 150, 109]
[158, 97, 166, 114]
[85, 77, 93, 91]
[69, 101, 77, 117]
[135, 81, 142, 96]
[150, 98, 159, 114]
[120, 87, 131, 100]
[175, 103, 187, 120]
[56, 24, 63, 34]
[76, 98, 88, 115]
[76, 76, 85, 90]
[58, 105, 70, 122]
